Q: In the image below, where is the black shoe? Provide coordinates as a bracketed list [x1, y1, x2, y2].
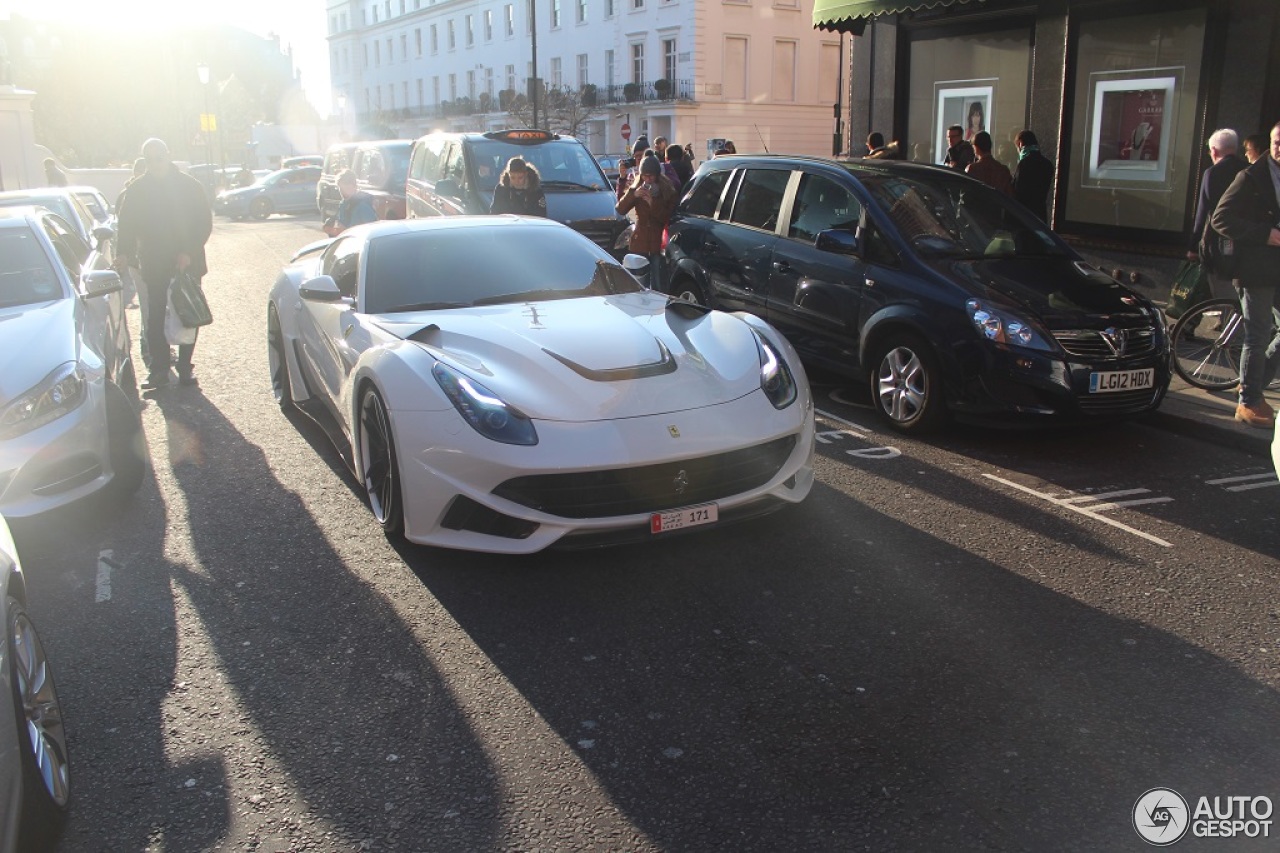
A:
[178, 373, 198, 387]
[141, 375, 170, 391]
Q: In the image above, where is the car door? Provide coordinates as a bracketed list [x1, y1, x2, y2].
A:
[40, 214, 122, 372]
[699, 167, 791, 316]
[297, 236, 363, 423]
[765, 172, 868, 367]
[407, 135, 449, 218]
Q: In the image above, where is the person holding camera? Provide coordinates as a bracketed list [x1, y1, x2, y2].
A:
[616, 154, 677, 289]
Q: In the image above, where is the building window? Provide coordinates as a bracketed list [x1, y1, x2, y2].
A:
[433, 76, 440, 104]
[505, 4, 515, 36]
[551, 0, 561, 28]
[363, 43, 369, 68]
[507, 64, 516, 92]
[551, 56, 562, 87]
[385, 0, 391, 17]
[400, 0, 405, 12]
[431, 24, 438, 54]
[448, 19, 456, 49]
[819, 42, 839, 102]
[904, 24, 1030, 174]
[631, 42, 644, 84]
[371, 6, 377, 23]
[449, 73, 457, 99]
[468, 70, 476, 99]
[724, 36, 747, 100]
[578, 0, 587, 23]
[485, 66, 495, 97]
[605, 0, 615, 17]
[374, 40, 381, 66]
[605, 49, 614, 87]
[466, 14, 474, 46]
[389, 86, 395, 110]
[577, 53, 589, 87]
[1063, 7, 1207, 234]
[387, 38, 393, 62]
[663, 38, 677, 83]
[633, 0, 644, 9]
[400, 34, 407, 60]
[772, 40, 795, 102]
[484, 10, 493, 41]
[417, 78, 424, 106]
[415, 29, 422, 56]
[365, 87, 372, 110]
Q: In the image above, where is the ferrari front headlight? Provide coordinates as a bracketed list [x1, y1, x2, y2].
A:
[432, 363, 538, 446]
[753, 332, 798, 409]
[0, 363, 88, 440]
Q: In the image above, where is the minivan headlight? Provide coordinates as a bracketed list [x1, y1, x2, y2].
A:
[0, 363, 88, 440]
[965, 299, 1055, 352]
[754, 332, 798, 409]
[432, 363, 538, 445]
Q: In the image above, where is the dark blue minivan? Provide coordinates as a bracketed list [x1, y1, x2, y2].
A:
[406, 129, 627, 254]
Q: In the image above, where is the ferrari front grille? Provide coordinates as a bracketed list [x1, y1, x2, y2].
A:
[492, 435, 797, 519]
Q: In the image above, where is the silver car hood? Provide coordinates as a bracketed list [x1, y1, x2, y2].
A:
[375, 292, 766, 421]
[0, 300, 77, 404]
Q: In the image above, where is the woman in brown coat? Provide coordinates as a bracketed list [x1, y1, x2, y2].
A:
[615, 155, 678, 288]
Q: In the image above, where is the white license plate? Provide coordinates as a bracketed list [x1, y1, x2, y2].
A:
[1089, 368, 1155, 394]
[650, 503, 719, 534]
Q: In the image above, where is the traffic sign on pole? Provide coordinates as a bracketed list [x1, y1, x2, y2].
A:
[621, 123, 631, 141]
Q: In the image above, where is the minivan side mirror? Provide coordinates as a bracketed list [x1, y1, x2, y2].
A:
[815, 229, 859, 256]
[436, 178, 461, 198]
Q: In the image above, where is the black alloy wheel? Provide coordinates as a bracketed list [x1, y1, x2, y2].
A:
[358, 388, 404, 535]
[267, 306, 293, 410]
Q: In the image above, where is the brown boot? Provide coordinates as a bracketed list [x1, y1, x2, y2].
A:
[1234, 401, 1276, 429]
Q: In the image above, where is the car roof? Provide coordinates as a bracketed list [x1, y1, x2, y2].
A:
[351, 213, 570, 240]
[700, 153, 966, 181]
[0, 205, 43, 226]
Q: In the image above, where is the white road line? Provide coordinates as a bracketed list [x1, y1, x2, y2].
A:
[95, 550, 115, 603]
[982, 474, 1173, 548]
[1085, 497, 1175, 512]
[1060, 489, 1150, 504]
[1205, 473, 1280, 492]
[815, 408, 873, 435]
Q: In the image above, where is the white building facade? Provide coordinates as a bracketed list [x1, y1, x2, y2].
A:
[326, 0, 845, 158]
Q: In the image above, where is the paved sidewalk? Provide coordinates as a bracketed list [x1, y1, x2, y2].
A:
[1143, 377, 1279, 457]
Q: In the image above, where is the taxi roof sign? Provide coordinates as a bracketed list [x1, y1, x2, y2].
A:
[484, 129, 560, 142]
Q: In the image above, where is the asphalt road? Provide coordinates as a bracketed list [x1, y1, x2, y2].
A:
[12, 214, 1280, 852]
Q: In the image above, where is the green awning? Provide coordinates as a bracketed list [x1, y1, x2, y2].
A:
[813, 0, 971, 33]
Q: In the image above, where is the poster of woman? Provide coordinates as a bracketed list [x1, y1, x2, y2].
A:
[932, 80, 996, 164]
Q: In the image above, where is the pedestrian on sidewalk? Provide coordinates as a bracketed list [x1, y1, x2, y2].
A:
[942, 125, 975, 172]
[115, 138, 212, 392]
[965, 132, 1014, 196]
[1188, 129, 1246, 301]
[616, 154, 677, 290]
[1012, 130, 1053, 223]
[1210, 121, 1280, 429]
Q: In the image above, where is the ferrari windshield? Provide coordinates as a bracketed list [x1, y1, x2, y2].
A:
[364, 224, 643, 314]
[858, 172, 1067, 260]
[0, 228, 64, 308]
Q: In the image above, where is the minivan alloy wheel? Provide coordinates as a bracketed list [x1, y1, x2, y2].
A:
[874, 334, 946, 433]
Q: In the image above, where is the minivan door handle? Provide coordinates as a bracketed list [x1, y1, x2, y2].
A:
[772, 261, 791, 273]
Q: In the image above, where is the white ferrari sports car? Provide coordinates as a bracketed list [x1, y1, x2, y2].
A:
[268, 216, 815, 554]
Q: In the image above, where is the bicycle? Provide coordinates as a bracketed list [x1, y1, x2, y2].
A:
[1168, 297, 1244, 390]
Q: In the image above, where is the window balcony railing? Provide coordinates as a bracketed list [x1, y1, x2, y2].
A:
[600, 79, 695, 104]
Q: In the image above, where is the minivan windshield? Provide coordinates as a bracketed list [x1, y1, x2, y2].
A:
[468, 141, 610, 194]
[859, 172, 1067, 260]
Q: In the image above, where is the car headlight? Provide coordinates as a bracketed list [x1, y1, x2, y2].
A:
[0, 363, 88, 440]
[432, 363, 538, 446]
[753, 331, 798, 409]
[965, 299, 1055, 352]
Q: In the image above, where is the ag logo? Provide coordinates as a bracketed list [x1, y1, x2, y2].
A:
[1134, 788, 1190, 845]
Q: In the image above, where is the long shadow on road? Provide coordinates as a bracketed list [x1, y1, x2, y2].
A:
[398, 480, 1280, 850]
[95, 389, 502, 850]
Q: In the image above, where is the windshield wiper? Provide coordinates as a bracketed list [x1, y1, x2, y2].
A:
[541, 180, 599, 191]
[382, 301, 471, 313]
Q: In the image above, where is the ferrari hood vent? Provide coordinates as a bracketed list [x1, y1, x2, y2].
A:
[543, 339, 677, 381]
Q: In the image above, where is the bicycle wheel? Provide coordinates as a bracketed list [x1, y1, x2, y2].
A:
[1169, 298, 1244, 390]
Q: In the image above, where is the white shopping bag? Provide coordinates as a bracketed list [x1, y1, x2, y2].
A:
[165, 291, 197, 345]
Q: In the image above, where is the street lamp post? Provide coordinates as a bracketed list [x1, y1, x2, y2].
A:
[530, 0, 539, 129]
[196, 63, 212, 166]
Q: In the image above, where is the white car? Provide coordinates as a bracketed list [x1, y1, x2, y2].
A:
[0, 207, 144, 518]
[268, 216, 815, 553]
[0, 514, 71, 852]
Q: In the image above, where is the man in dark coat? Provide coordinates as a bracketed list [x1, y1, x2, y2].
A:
[1188, 128, 1247, 298]
[1210, 121, 1280, 429]
[116, 138, 213, 391]
[965, 132, 1014, 196]
[1011, 130, 1053, 223]
[942, 125, 974, 172]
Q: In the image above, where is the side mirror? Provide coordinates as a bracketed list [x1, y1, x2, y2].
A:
[299, 275, 345, 302]
[622, 253, 650, 280]
[436, 178, 460, 198]
[815, 229, 859, 256]
[83, 269, 123, 298]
